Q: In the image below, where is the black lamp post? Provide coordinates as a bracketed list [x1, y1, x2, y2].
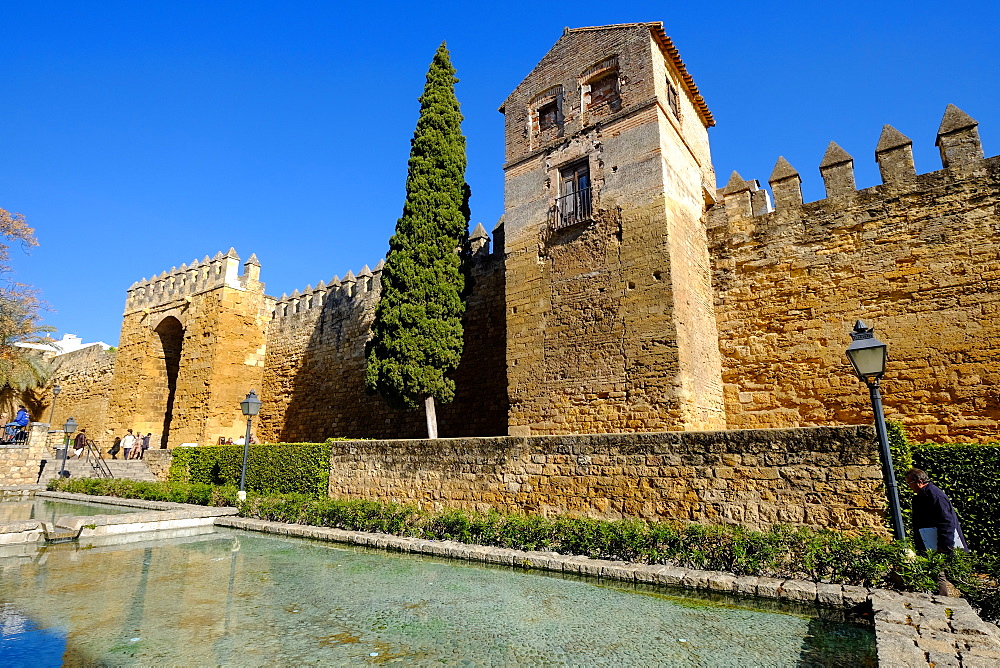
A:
[846, 320, 905, 542]
[237, 390, 261, 502]
[48, 384, 61, 427]
[59, 417, 77, 478]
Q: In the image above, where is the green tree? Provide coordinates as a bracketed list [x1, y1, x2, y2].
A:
[0, 207, 52, 418]
[365, 43, 469, 438]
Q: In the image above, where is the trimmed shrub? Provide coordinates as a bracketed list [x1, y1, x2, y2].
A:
[168, 441, 335, 498]
[48, 477, 240, 506]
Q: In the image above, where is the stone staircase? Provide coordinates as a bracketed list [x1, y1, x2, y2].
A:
[37, 455, 158, 485]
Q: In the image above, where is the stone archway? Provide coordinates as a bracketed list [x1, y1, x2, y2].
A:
[154, 316, 184, 448]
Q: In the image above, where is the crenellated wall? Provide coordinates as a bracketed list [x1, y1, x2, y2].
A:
[39, 29, 1000, 448]
[106, 249, 272, 448]
[708, 105, 1000, 442]
[258, 228, 508, 442]
[124, 249, 262, 314]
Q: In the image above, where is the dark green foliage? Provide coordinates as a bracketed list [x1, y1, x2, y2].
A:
[912, 442, 1000, 553]
[168, 441, 334, 498]
[48, 477, 239, 506]
[365, 43, 469, 410]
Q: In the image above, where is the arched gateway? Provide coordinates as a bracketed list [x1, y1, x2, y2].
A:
[105, 250, 271, 448]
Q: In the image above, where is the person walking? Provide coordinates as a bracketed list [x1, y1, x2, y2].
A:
[905, 468, 968, 554]
[72, 428, 88, 458]
[139, 433, 151, 459]
[121, 429, 137, 460]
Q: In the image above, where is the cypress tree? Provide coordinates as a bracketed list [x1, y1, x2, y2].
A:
[365, 42, 469, 438]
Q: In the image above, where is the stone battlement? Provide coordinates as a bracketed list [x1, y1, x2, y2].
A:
[124, 248, 262, 314]
[712, 104, 988, 227]
[268, 223, 493, 324]
[270, 260, 383, 323]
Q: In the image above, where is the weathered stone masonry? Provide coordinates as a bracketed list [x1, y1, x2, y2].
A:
[42, 22, 1000, 446]
[258, 233, 507, 442]
[327, 426, 886, 533]
[709, 108, 1000, 441]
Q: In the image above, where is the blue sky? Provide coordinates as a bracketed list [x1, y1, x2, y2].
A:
[1, 1, 997, 345]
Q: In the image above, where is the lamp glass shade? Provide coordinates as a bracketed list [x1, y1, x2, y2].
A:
[846, 338, 887, 379]
[53, 384, 61, 396]
[63, 417, 77, 434]
[240, 390, 262, 416]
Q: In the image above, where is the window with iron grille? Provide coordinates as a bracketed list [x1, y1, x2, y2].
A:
[549, 160, 592, 231]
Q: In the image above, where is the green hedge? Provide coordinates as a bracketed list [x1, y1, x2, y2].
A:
[912, 442, 1000, 554]
[47, 477, 240, 506]
[168, 441, 335, 498]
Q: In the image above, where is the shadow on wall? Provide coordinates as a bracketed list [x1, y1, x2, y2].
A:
[262, 239, 509, 442]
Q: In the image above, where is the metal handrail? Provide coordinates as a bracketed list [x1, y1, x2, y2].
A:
[84, 441, 114, 479]
[548, 187, 593, 231]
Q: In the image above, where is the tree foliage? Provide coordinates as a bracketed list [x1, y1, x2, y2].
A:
[0, 206, 52, 415]
[365, 43, 469, 411]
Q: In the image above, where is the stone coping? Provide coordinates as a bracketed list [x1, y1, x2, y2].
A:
[35, 490, 238, 517]
[0, 492, 238, 542]
[0, 519, 43, 534]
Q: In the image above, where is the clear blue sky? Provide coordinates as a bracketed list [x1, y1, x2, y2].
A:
[2, 1, 997, 346]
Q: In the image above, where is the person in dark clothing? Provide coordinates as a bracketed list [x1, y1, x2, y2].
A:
[905, 468, 967, 554]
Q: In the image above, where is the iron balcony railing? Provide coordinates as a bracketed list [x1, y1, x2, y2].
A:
[548, 187, 593, 231]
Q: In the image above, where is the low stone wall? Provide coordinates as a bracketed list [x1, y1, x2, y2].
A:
[0, 423, 53, 486]
[329, 425, 886, 532]
[144, 449, 173, 480]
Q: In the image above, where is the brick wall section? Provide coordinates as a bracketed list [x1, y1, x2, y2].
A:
[709, 130, 1000, 442]
[258, 248, 507, 442]
[328, 426, 886, 533]
[46, 345, 116, 444]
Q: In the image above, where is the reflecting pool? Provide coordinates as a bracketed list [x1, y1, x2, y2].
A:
[0, 498, 138, 524]
[0, 528, 875, 666]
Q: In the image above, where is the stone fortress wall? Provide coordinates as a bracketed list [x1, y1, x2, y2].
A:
[257, 227, 508, 442]
[709, 107, 1000, 442]
[501, 24, 725, 437]
[47, 344, 117, 444]
[40, 22, 1000, 447]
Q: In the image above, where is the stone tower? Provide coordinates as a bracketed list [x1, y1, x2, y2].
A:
[106, 250, 271, 448]
[500, 23, 725, 435]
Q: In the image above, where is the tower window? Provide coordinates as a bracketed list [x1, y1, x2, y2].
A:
[549, 160, 592, 231]
[538, 100, 559, 131]
[666, 79, 680, 119]
[588, 71, 620, 111]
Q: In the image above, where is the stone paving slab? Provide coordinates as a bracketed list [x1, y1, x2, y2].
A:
[870, 589, 1000, 666]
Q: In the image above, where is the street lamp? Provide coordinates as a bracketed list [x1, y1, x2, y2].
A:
[48, 384, 61, 427]
[59, 417, 77, 479]
[237, 390, 261, 502]
[846, 320, 905, 542]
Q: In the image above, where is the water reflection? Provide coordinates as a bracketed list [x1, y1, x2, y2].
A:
[0, 528, 876, 666]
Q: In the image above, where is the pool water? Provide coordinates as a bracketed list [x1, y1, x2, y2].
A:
[0, 528, 875, 666]
[0, 498, 138, 524]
